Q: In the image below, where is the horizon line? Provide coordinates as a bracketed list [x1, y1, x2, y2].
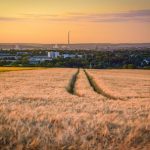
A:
[0, 42, 150, 45]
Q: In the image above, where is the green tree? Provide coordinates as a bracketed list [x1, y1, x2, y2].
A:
[21, 57, 29, 66]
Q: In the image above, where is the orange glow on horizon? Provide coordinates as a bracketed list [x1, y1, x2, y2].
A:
[0, 0, 150, 43]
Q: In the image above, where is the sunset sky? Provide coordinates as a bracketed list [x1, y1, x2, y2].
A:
[0, 0, 150, 43]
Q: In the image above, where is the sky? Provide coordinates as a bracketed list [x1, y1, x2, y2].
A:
[0, 0, 150, 43]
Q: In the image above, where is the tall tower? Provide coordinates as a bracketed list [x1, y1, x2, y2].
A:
[68, 31, 70, 48]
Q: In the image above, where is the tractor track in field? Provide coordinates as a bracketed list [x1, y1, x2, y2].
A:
[66, 68, 80, 95]
[83, 70, 148, 100]
[67, 68, 116, 99]
[66, 69, 119, 100]
[67, 68, 145, 100]
[67, 68, 97, 97]
[84, 69, 117, 100]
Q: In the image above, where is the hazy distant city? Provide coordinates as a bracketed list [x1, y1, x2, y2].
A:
[0, 43, 150, 51]
[0, 33, 150, 68]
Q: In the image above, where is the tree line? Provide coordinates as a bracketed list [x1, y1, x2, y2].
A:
[0, 49, 150, 69]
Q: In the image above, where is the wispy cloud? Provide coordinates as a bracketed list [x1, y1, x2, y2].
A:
[65, 9, 150, 22]
[0, 17, 24, 21]
[0, 9, 150, 23]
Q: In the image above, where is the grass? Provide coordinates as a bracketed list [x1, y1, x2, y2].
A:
[0, 67, 45, 72]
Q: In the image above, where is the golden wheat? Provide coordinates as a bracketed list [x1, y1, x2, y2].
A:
[87, 69, 150, 99]
[0, 68, 149, 150]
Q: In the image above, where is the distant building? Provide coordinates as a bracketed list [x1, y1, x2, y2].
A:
[62, 54, 82, 59]
[52, 44, 59, 49]
[48, 51, 60, 58]
[0, 55, 21, 62]
[0, 53, 8, 56]
[141, 58, 150, 66]
[62, 54, 75, 58]
[77, 55, 83, 58]
[29, 56, 52, 64]
[17, 52, 30, 55]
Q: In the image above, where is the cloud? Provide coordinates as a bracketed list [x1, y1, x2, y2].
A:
[0, 17, 23, 21]
[0, 9, 150, 23]
[22, 13, 59, 18]
[66, 9, 150, 22]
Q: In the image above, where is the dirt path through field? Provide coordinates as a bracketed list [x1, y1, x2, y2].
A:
[74, 69, 104, 98]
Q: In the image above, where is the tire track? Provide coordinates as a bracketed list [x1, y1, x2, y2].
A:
[67, 69, 104, 98]
[67, 69, 148, 100]
[66, 68, 80, 94]
[84, 70, 150, 100]
[67, 69, 123, 99]
[84, 69, 117, 100]
[74, 69, 103, 98]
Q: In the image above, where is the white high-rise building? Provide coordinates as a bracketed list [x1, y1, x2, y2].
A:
[48, 51, 60, 58]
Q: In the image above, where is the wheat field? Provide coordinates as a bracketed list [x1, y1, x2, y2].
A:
[0, 68, 150, 150]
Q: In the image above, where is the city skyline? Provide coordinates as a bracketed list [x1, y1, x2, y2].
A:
[0, 0, 150, 43]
